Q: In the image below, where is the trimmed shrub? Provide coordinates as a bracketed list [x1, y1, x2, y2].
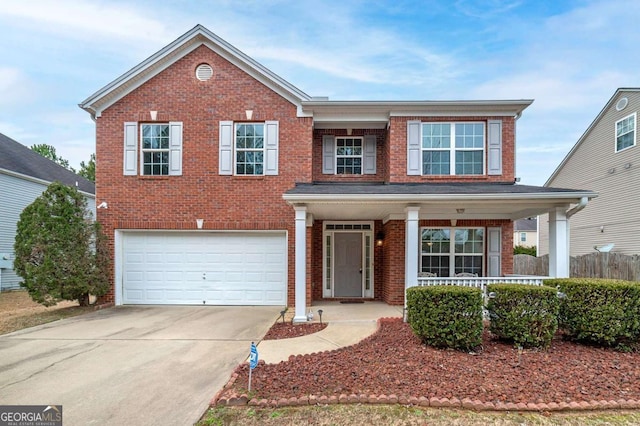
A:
[545, 278, 640, 350]
[487, 284, 559, 349]
[406, 285, 483, 351]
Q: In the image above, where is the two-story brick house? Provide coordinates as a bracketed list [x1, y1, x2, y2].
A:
[80, 25, 595, 321]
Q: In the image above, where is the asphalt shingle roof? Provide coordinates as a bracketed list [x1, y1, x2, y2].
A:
[0, 132, 95, 195]
[285, 182, 591, 196]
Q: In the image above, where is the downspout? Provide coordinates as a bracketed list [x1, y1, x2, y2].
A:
[566, 196, 588, 219]
[563, 196, 589, 272]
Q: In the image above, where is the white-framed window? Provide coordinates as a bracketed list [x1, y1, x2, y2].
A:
[235, 123, 264, 175]
[420, 227, 484, 277]
[219, 120, 278, 176]
[422, 123, 484, 175]
[123, 121, 182, 176]
[141, 124, 170, 175]
[616, 112, 636, 152]
[336, 137, 362, 174]
[520, 232, 527, 243]
[322, 134, 376, 175]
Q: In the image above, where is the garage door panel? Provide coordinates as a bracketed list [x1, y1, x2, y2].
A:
[122, 232, 286, 305]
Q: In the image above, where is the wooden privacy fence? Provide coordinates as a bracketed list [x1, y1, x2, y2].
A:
[514, 253, 640, 282]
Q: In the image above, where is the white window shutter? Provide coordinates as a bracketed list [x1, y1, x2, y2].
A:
[322, 135, 335, 174]
[487, 227, 502, 277]
[487, 120, 502, 175]
[407, 121, 421, 175]
[264, 120, 279, 175]
[363, 135, 377, 174]
[169, 121, 183, 176]
[123, 122, 138, 175]
[219, 121, 233, 175]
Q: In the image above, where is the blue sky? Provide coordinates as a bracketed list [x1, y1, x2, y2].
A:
[1, 0, 638, 185]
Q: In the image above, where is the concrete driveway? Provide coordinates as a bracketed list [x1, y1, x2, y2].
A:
[0, 305, 279, 425]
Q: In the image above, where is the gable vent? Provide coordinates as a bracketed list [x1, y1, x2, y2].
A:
[195, 64, 213, 81]
[616, 97, 628, 111]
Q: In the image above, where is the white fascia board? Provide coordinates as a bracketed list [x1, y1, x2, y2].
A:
[301, 100, 533, 117]
[0, 168, 96, 198]
[80, 25, 310, 118]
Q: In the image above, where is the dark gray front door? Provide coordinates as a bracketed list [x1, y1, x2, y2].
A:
[334, 232, 363, 297]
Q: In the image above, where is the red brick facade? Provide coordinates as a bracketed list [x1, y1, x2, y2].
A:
[88, 31, 527, 308]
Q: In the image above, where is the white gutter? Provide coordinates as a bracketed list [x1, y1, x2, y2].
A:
[566, 196, 588, 218]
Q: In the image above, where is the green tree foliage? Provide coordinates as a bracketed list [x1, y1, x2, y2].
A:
[514, 245, 536, 256]
[13, 182, 110, 306]
[31, 144, 74, 172]
[78, 153, 96, 182]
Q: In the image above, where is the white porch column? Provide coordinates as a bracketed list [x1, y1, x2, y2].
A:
[405, 206, 420, 290]
[548, 206, 569, 278]
[293, 206, 307, 323]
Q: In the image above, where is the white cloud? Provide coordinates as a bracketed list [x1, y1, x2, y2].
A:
[0, 0, 175, 44]
[0, 67, 34, 107]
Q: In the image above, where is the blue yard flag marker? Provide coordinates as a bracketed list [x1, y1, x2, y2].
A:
[249, 342, 258, 369]
[248, 342, 258, 391]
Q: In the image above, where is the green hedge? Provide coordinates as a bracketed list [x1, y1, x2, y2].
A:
[406, 285, 483, 351]
[487, 283, 559, 349]
[545, 278, 640, 350]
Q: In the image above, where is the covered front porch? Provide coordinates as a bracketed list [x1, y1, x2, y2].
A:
[284, 182, 596, 323]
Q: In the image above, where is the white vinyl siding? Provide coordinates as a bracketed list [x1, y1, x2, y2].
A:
[539, 91, 640, 256]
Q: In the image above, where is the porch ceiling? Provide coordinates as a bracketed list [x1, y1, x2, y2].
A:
[283, 182, 597, 221]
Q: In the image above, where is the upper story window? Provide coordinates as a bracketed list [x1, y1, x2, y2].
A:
[422, 123, 484, 175]
[219, 120, 279, 176]
[141, 124, 170, 175]
[408, 120, 502, 176]
[520, 232, 527, 242]
[235, 123, 264, 175]
[123, 121, 183, 176]
[616, 113, 636, 152]
[322, 135, 376, 175]
[336, 137, 362, 174]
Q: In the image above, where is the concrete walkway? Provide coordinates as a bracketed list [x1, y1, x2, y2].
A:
[258, 302, 403, 364]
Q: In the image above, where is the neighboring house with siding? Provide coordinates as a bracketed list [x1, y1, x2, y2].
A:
[79, 25, 595, 321]
[513, 217, 537, 248]
[0, 133, 95, 291]
[540, 88, 640, 256]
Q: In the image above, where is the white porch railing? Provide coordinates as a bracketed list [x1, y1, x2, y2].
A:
[414, 276, 547, 295]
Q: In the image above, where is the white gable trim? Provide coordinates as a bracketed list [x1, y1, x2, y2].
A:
[80, 25, 311, 118]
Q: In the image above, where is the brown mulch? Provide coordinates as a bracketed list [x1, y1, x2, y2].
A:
[224, 318, 640, 404]
[263, 322, 328, 340]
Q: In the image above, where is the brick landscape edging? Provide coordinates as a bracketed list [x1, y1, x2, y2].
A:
[211, 317, 640, 412]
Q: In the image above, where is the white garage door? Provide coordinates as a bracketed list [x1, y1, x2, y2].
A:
[121, 232, 287, 305]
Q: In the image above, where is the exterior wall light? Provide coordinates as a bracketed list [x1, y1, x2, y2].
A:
[376, 231, 384, 247]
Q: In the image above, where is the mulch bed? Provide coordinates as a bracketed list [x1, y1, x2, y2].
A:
[223, 318, 640, 405]
[263, 322, 328, 340]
